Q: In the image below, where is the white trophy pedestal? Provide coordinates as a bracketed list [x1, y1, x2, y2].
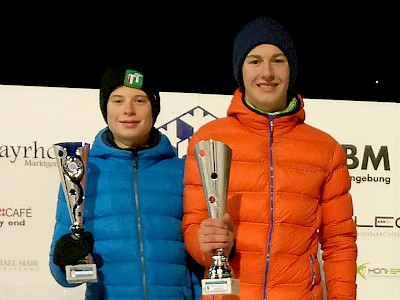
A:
[202, 278, 240, 295]
[66, 264, 98, 283]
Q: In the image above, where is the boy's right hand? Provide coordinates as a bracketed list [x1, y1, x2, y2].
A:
[197, 213, 235, 257]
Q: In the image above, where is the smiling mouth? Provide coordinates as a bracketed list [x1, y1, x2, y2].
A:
[121, 120, 139, 124]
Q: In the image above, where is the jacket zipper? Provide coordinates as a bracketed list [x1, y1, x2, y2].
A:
[263, 116, 275, 300]
[133, 152, 148, 300]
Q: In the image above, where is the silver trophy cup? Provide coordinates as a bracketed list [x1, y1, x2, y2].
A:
[195, 139, 239, 295]
[53, 142, 97, 283]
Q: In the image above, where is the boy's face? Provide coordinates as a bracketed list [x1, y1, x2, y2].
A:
[107, 85, 153, 149]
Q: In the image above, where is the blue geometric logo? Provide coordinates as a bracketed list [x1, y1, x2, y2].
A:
[157, 106, 218, 159]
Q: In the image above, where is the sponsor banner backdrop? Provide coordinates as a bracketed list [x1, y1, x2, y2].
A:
[305, 99, 400, 299]
[0, 85, 399, 299]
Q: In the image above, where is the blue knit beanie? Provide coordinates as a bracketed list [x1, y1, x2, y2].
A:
[233, 17, 298, 90]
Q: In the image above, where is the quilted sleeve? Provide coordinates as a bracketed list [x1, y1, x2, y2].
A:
[319, 142, 358, 300]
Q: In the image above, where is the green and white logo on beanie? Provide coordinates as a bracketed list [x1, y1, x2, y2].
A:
[124, 69, 144, 89]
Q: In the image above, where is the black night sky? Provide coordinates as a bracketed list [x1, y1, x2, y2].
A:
[1, 14, 398, 103]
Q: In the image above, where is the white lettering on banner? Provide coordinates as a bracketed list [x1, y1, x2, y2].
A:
[1, 85, 400, 299]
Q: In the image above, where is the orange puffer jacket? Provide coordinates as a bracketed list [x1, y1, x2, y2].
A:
[182, 88, 357, 300]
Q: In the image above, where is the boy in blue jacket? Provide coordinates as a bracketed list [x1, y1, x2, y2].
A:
[49, 60, 202, 299]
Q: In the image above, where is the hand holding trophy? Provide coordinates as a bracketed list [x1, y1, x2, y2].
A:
[195, 139, 239, 295]
[53, 142, 97, 283]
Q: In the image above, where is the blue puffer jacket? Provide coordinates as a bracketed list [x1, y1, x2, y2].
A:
[50, 127, 202, 299]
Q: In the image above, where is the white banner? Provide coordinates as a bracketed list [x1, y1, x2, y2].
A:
[0, 85, 399, 299]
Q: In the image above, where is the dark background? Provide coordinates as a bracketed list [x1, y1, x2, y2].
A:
[1, 15, 398, 103]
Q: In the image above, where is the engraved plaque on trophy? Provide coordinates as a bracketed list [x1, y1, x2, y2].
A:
[53, 142, 97, 283]
[195, 139, 239, 295]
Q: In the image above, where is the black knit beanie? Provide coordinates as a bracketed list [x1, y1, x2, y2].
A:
[99, 61, 160, 124]
[233, 17, 298, 90]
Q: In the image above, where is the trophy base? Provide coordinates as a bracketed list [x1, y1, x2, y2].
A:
[202, 278, 240, 295]
[66, 264, 98, 283]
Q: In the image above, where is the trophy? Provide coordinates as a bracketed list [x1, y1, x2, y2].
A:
[194, 139, 239, 295]
[53, 142, 97, 283]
